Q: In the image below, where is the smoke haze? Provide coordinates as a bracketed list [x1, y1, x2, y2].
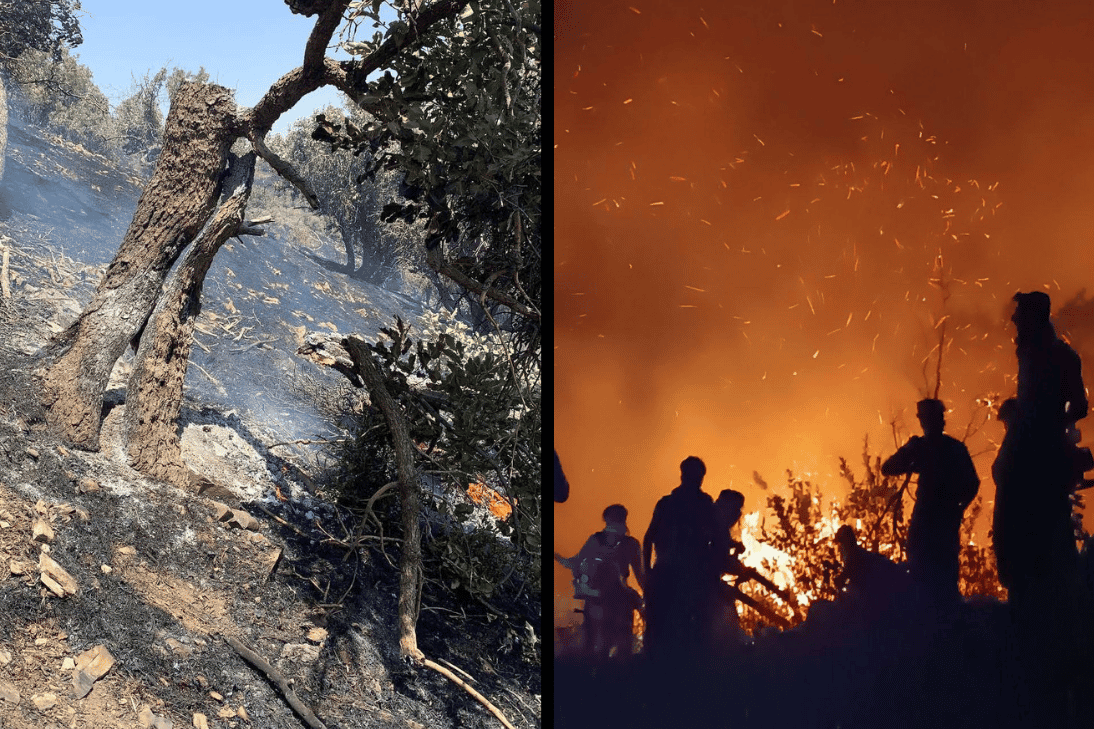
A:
[555, 0, 1094, 626]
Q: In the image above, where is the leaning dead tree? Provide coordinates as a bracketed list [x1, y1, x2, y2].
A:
[35, 0, 539, 681]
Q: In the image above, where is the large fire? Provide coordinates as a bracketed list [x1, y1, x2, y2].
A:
[555, 0, 1094, 631]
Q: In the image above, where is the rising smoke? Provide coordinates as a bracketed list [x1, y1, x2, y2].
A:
[556, 0, 1094, 626]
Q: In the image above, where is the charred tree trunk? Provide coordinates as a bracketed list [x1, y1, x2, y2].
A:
[40, 82, 239, 450]
[125, 152, 257, 487]
[344, 335, 425, 663]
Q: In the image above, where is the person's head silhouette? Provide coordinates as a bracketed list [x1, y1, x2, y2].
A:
[997, 397, 1018, 429]
[715, 489, 744, 528]
[680, 456, 706, 489]
[1011, 291, 1054, 345]
[916, 398, 946, 437]
[602, 504, 629, 535]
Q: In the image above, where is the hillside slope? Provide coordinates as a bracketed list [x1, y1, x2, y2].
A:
[0, 120, 540, 729]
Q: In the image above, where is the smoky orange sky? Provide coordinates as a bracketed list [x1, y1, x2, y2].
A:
[554, 0, 1094, 626]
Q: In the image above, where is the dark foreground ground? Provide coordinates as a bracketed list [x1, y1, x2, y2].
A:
[556, 595, 1094, 729]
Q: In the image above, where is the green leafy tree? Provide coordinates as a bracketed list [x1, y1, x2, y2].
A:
[273, 107, 412, 281]
[312, 0, 542, 350]
[334, 310, 540, 605]
[6, 47, 116, 155]
[0, 1, 82, 63]
[0, 0, 85, 177]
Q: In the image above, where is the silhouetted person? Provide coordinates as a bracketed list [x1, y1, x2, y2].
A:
[711, 489, 746, 644]
[554, 450, 569, 503]
[881, 399, 979, 608]
[992, 291, 1087, 611]
[555, 504, 644, 658]
[834, 524, 911, 617]
[712, 489, 794, 634]
[642, 456, 721, 660]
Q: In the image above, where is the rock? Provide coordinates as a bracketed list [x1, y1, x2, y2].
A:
[32, 519, 54, 543]
[72, 644, 116, 698]
[227, 509, 259, 531]
[38, 552, 78, 596]
[261, 546, 282, 580]
[166, 638, 193, 658]
[209, 690, 223, 702]
[138, 706, 174, 728]
[0, 648, 11, 665]
[0, 680, 19, 703]
[211, 502, 232, 522]
[62, 656, 75, 670]
[237, 705, 250, 721]
[31, 691, 57, 710]
[77, 478, 100, 493]
[41, 572, 66, 597]
[193, 713, 209, 729]
[9, 558, 29, 575]
[306, 627, 328, 644]
[280, 643, 321, 662]
[190, 474, 237, 503]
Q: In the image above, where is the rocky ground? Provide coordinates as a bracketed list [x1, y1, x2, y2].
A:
[0, 126, 540, 729]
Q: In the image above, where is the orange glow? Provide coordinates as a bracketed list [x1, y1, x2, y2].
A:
[467, 481, 512, 520]
[555, 0, 1094, 629]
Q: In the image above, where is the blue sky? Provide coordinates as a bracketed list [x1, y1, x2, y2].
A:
[74, 1, 393, 135]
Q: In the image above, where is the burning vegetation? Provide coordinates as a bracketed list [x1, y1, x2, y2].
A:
[556, 0, 1094, 725]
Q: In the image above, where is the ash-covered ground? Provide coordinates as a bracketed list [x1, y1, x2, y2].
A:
[0, 119, 540, 729]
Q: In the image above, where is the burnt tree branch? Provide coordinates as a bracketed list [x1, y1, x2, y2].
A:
[248, 132, 320, 209]
[426, 245, 540, 322]
[343, 335, 426, 663]
[125, 151, 257, 486]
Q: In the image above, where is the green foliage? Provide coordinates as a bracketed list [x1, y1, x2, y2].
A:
[317, 0, 542, 354]
[0, 0, 82, 63]
[6, 47, 117, 156]
[329, 309, 540, 614]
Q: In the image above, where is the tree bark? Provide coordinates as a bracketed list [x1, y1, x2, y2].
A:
[0, 74, 8, 184]
[344, 335, 425, 663]
[40, 82, 239, 450]
[125, 152, 257, 486]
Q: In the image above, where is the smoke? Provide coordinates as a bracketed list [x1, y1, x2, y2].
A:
[555, 0, 1094, 626]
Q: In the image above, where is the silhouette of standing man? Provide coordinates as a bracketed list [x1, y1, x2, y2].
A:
[992, 291, 1087, 610]
[881, 399, 979, 607]
[642, 456, 720, 660]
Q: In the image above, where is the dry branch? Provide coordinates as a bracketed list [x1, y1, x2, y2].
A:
[224, 636, 329, 729]
[426, 245, 540, 322]
[249, 132, 320, 210]
[422, 657, 517, 729]
[344, 335, 425, 663]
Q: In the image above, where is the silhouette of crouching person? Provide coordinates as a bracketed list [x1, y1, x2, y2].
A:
[642, 456, 721, 661]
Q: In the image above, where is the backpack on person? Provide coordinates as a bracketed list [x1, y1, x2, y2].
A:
[572, 532, 623, 599]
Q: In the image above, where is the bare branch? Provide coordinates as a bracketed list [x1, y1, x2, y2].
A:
[245, 0, 467, 135]
[248, 132, 320, 209]
[303, 0, 352, 78]
[426, 245, 540, 322]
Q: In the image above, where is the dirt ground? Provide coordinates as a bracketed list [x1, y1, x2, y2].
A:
[0, 285, 540, 729]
